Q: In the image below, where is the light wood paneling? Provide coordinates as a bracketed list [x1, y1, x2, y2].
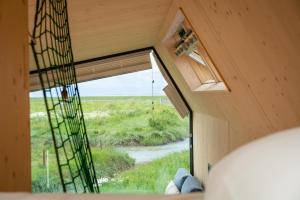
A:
[2, 0, 298, 193]
[0, 1, 30, 191]
[193, 113, 229, 183]
[28, 0, 173, 70]
[156, 0, 300, 183]
[0, 193, 204, 200]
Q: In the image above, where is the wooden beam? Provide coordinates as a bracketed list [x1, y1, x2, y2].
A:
[0, 0, 31, 191]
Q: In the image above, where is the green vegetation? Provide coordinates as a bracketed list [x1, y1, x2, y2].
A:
[31, 148, 61, 192]
[92, 148, 135, 178]
[31, 96, 188, 146]
[31, 147, 135, 192]
[101, 151, 189, 194]
[30, 96, 189, 193]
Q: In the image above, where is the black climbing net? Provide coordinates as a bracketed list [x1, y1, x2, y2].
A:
[31, 0, 99, 193]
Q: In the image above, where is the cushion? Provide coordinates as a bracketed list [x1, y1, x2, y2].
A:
[173, 168, 190, 191]
[165, 180, 180, 195]
[181, 175, 204, 193]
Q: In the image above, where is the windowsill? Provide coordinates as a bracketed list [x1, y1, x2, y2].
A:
[193, 82, 227, 92]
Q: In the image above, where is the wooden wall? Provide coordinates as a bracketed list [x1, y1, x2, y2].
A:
[156, 0, 300, 183]
[0, 1, 30, 191]
[1, 0, 299, 192]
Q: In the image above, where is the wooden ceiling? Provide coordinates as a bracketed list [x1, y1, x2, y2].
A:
[28, 0, 173, 71]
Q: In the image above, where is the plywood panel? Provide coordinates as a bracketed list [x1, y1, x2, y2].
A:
[23, 0, 300, 189]
[0, 1, 30, 191]
[192, 113, 229, 182]
[190, 0, 300, 130]
[28, 0, 173, 70]
[193, 113, 209, 183]
[156, 0, 300, 184]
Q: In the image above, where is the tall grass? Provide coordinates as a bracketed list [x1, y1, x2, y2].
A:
[101, 151, 190, 194]
[31, 147, 135, 192]
[30, 96, 189, 146]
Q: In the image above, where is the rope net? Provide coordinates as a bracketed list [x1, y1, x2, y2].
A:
[31, 0, 99, 193]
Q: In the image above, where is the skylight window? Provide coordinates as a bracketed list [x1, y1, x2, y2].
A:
[162, 9, 229, 92]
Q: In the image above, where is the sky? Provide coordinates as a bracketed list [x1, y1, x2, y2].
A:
[30, 53, 167, 97]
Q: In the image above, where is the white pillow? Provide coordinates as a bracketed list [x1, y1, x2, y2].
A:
[205, 127, 300, 200]
[165, 180, 180, 195]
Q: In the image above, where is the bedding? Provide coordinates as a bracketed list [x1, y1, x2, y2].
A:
[173, 168, 190, 191]
[181, 176, 203, 194]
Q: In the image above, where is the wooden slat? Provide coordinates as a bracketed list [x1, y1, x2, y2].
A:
[28, 0, 173, 70]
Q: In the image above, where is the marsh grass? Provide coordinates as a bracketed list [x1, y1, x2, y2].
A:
[30, 96, 189, 193]
[101, 151, 190, 194]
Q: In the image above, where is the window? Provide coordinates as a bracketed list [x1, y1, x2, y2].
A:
[162, 9, 229, 92]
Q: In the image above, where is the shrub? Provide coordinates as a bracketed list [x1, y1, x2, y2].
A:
[32, 176, 61, 192]
[101, 151, 190, 194]
[92, 147, 135, 178]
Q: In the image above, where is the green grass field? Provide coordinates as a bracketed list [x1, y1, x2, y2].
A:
[101, 151, 189, 194]
[30, 96, 189, 193]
